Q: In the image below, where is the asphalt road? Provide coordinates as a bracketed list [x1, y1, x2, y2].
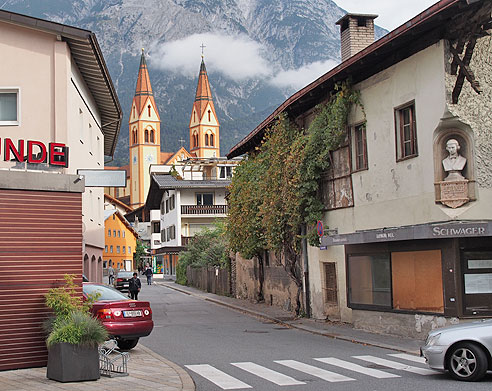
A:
[138, 283, 492, 391]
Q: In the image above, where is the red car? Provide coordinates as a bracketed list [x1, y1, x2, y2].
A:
[82, 283, 153, 350]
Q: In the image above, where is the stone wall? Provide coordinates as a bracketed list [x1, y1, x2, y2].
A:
[445, 36, 492, 188]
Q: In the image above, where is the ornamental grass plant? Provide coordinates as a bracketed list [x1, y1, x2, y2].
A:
[44, 274, 108, 347]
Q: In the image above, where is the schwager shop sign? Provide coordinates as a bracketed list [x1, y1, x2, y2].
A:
[320, 222, 490, 248]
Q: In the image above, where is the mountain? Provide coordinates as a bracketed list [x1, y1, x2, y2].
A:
[1, 0, 386, 166]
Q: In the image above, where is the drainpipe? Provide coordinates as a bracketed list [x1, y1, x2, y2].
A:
[301, 224, 311, 317]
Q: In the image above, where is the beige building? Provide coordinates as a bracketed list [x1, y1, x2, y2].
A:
[0, 9, 120, 371]
[229, 0, 492, 338]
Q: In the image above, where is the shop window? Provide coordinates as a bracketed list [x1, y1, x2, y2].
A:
[392, 250, 443, 313]
[348, 254, 391, 308]
[323, 262, 338, 304]
[0, 90, 19, 125]
[196, 193, 213, 206]
[395, 101, 418, 160]
[351, 123, 367, 171]
[462, 251, 492, 315]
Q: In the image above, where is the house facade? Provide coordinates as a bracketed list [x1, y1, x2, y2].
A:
[0, 10, 120, 369]
[228, 0, 492, 338]
[103, 209, 138, 272]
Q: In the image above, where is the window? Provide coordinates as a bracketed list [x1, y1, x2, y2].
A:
[196, 193, 213, 206]
[348, 254, 391, 308]
[160, 200, 165, 214]
[118, 231, 120, 238]
[112, 214, 115, 220]
[220, 166, 232, 179]
[0, 90, 19, 125]
[208, 110, 211, 122]
[324, 262, 338, 304]
[123, 231, 125, 238]
[108, 229, 111, 237]
[113, 230, 116, 237]
[210, 133, 214, 146]
[110, 245, 113, 253]
[148, 104, 151, 117]
[116, 246, 120, 253]
[145, 129, 149, 143]
[104, 245, 108, 253]
[348, 250, 443, 313]
[123, 246, 126, 254]
[150, 129, 155, 143]
[161, 229, 166, 242]
[153, 222, 160, 234]
[395, 102, 417, 160]
[351, 124, 368, 171]
[166, 199, 169, 213]
[170, 225, 176, 240]
[205, 133, 209, 146]
[128, 246, 131, 254]
[170, 195, 175, 210]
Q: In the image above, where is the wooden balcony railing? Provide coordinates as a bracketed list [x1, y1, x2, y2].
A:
[181, 205, 228, 215]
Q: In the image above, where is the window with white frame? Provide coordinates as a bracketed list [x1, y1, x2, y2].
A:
[196, 193, 213, 206]
[0, 89, 19, 125]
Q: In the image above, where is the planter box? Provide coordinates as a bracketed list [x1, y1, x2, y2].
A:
[47, 343, 100, 382]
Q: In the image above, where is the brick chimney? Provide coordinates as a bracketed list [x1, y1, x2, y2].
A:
[336, 14, 378, 62]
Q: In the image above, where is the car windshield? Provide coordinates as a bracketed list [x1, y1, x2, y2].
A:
[83, 284, 129, 301]
[116, 271, 133, 278]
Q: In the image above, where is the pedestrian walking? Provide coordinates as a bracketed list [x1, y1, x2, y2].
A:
[108, 263, 114, 285]
[145, 266, 153, 285]
[128, 272, 141, 300]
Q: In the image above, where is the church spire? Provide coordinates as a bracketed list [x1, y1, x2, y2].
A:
[133, 49, 159, 119]
[189, 55, 220, 158]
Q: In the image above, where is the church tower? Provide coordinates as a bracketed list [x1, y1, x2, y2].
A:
[129, 49, 161, 208]
[189, 57, 220, 158]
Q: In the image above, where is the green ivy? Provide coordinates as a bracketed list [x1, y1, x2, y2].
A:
[226, 82, 363, 314]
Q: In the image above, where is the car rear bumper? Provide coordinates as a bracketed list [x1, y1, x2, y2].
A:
[420, 345, 446, 370]
[103, 319, 154, 339]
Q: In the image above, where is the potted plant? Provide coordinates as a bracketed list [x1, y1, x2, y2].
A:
[44, 274, 108, 382]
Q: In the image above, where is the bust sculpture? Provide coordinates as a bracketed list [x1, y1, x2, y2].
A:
[442, 139, 466, 181]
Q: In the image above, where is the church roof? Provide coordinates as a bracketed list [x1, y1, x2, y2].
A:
[133, 50, 160, 120]
[192, 58, 218, 124]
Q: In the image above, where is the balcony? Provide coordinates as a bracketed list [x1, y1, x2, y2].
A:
[181, 205, 228, 215]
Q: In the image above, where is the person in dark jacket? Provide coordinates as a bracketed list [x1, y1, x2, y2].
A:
[144, 266, 153, 285]
[128, 272, 141, 300]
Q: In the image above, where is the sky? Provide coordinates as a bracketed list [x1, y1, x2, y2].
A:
[151, 0, 439, 91]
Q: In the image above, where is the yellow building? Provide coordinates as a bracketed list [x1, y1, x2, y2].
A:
[104, 209, 138, 271]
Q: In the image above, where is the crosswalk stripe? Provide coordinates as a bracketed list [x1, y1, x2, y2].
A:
[232, 362, 306, 386]
[314, 357, 400, 379]
[353, 356, 437, 375]
[275, 360, 355, 382]
[388, 353, 426, 364]
[185, 364, 252, 389]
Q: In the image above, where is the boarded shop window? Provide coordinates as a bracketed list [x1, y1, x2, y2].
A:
[391, 250, 443, 313]
[348, 254, 391, 308]
[323, 262, 338, 304]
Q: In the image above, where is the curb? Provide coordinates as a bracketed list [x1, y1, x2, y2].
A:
[139, 344, 195, 391]
[158, 281, 421, 356]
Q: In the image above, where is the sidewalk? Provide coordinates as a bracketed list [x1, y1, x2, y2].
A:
[155, 278, 423, 356]
[0, 344, 194, 391]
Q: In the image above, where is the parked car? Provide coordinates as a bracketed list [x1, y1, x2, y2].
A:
[420, 319, 492, 381]
[82, 283, 153, 350]
[113, 270, 134, 291]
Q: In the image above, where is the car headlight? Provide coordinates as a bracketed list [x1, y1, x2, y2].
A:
[426, 333, 441, 346]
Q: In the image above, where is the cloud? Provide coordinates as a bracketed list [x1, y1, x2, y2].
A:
[150, 32, 271, 81]
[269, 59, 339, 90]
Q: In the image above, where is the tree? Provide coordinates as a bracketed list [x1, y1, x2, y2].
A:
[134, 240, 148, 269]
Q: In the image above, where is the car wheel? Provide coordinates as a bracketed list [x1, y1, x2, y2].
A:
[116, 338, 139, 350]
[447, 342, 488, 381]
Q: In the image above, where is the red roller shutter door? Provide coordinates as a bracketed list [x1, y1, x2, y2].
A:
[0, 189, 83, 371]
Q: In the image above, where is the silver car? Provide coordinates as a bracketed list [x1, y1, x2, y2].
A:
[421, 319, 492, 381]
